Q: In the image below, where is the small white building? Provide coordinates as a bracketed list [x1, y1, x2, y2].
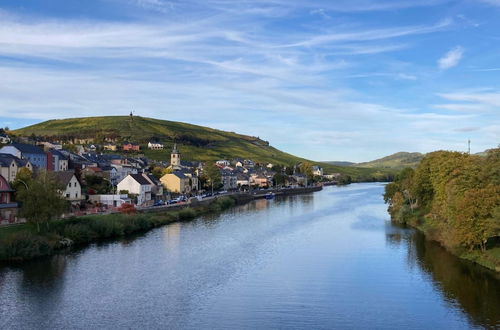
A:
[89, 194, 131, 207]
[216, 160, 231, 167]
[53, 171, 82, 203]
[117, 174, 153, 206]
[312, 165, 323, 177]
[148, 142, 164, 150]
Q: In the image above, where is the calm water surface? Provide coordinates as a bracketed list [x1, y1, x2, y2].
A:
[1, 183, 499, 329]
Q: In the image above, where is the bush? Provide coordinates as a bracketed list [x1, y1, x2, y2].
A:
[0, 231, 56, 261]
[63, 223, 96, 243]
[178, 208, 196, 220]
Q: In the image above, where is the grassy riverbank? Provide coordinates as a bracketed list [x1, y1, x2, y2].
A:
[0, 196, 237, 263]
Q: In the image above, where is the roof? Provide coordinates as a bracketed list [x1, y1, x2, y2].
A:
[52, 171, 77, 186]
[49, 149, 68, 160]
[0, 153, 29, 167]
[171, 171, 187, 179]
[85, 167, 103, 172]
[144, 173, 161, 185]
[129, 173, 152, 185]
[9, 143, 45, 155]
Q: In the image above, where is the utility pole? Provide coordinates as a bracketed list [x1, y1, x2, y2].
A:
[468, 139, 471, 154]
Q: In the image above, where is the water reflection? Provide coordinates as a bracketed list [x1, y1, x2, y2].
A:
[386, 223, 500, 328]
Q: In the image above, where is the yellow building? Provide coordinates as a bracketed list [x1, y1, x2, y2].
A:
[160, 171, 191, 194]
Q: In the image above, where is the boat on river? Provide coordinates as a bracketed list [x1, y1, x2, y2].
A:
[265, 192, 275, 200]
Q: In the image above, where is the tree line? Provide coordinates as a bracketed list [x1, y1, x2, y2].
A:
[384, 148, 499, 252]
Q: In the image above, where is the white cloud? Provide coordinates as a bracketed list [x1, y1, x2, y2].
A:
[438, 46, 464, 70]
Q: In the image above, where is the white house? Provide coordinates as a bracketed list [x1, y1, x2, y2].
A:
[53, 171, 82, 203]
[117, 174, 153, 206]
[148, 141, 164, 150]
[312, 165, 323, 177]
[216, 160, 231, 167]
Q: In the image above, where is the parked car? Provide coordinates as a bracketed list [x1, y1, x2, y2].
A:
[153, 200, 165, 206]
[167, 199, 178, 205]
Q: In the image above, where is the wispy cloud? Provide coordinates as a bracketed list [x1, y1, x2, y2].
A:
[438, 46, 464, 70]
[0, 0, 497, 161]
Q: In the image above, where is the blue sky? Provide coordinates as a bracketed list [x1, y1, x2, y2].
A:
[0, 0, 499, 162]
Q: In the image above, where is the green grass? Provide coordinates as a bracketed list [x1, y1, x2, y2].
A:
[13, 115, 395, 180]
[0, 223, 30, 239]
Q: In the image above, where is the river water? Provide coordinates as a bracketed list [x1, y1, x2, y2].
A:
[0, 183, 499, 329]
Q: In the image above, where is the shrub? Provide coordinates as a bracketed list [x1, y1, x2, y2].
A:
[118, 203, 136, 214]
[0, 231, 56, 261]
[178, 208, 196, 220]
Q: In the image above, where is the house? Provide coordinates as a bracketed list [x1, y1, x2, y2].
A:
[46, 149, 69, 172]
[236, 173, 250, 188]
[252, 174, 269, 188]
[216, 160, 231, 167]
[312, 165, 323, 177]
[0, 143, 47, 169]
[160, 171, 191, 194]
[221, 170, 238, 190]
[292, 174, 308, 187]
[122, 142, 140, 152]
[0, 153, 33, 182]
[37, 141, 62, 151]
[117, 174, 153, 206]
[266, 163, 274, 169]
[103, 143, 117, 151]
[324, 173, 342, 180]
[142, 173, 164, 200]
[243, 159, 255, 168]
[53, 171, 82, 203]
[148, 141, 164, 150]
[0, 133, 11, 144]
[0, 174, 18, 224]
[111, 164, 138, 184]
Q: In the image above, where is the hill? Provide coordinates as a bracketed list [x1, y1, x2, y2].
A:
[322, 161, 356, 167]
[13, 116, 395, 181]
[353, 152, 424, 169]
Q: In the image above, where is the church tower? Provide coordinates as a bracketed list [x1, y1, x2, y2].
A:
[170, 143, 181, 169]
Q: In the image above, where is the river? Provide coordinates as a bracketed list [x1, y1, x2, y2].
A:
[0, 183, 499, 329]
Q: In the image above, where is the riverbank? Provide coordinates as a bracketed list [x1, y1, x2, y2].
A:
[0, 186, 322, 263]
[416, 222, 500, 272]
[0, 196, 238, 263]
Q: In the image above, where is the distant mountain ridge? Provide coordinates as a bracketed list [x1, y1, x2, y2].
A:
[324, 152, 424, 170]
[353, 152, 424, 169]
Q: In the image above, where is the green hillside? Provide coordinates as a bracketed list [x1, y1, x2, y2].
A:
[13, 116, 394, 180]
[353, 152, 424, 169]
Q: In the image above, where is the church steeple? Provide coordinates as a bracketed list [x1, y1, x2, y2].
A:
[170, 143, 181, 169]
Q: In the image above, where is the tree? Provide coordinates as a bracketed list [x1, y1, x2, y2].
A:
[12, 167, 33, 192]
[300, 162, 314, 181]
[15, 171, 68, 232]
[161, 167, 173, 176]
[203, 164, 222, 193]
[151, 166, 164, 179]
[273, 173, 286, 187]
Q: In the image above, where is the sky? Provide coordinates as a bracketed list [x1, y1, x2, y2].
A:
[0, 0, 499, 162]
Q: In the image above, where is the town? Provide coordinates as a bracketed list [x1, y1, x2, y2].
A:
[0, 127, 339, 225]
